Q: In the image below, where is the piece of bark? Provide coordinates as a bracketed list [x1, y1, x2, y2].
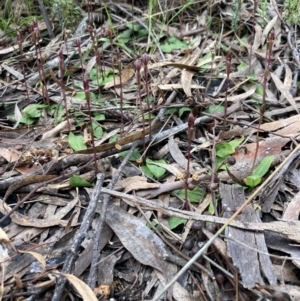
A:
[221, 183, 277, 287]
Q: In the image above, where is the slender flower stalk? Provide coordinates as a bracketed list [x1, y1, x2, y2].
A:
[58, 48, 71, 132]
[84, 76, 98, 173]
[32, 20, 49, 104]
[251, 31, 274, 172]
[141, 53, 151, 140]
[17, 32, 30, 103]
[185, 112, 195, 210]
[134, 59, 146, 151]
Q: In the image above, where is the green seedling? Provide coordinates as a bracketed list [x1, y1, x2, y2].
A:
[140, 158, 167, 179]
[245, 155, 275, 188]
[179, 107, 192, 118]
[69, 175, 93, 188]
[90, 122, 103, 138]
[160, 35, 189, 53]
[216, 138, 243, 170]
[119, 149, 142, 162]
[90, 68, 118, 86]
[20, 104, 49, 124]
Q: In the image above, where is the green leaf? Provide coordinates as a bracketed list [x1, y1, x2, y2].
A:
[69, 175, 93, 188]
[140, 165, 153, 178]
[199, 52, 213, 70]
[146, 158, 166, 179]
[252, 156, 275, 177]
[109, 134, 120, 143]
[73, 91, 86, 100]
[23, 104, 48, 118]
[118, 30, 132, 43]
[228, 137, 244, 149]
[165, 108, 178, 115]
[90, 69, 118, 86]
[245, 175, 261, 188]
[74, 91, 98, 101]
[160, 35, 189, 53]
[216, 142, 235, 158]
[175, 187, 204, 203]
[126, 23, 140, 31]
[255, 85, 264, 96]
[136, 28, 148, 37]
[119, 149, 142, 161]
[91, 122, 103, 138]
[179, 107, 192, 118]
[239, 36, 248, 46]
[208, 201, 215, 215]
[68, 132, 87, 151]
[204, 105, 225, 114]
[237, 62, 248, 71]
[20, 116, 36, 125]
[168, 216, 187, 229]
[138, 113, 156, 121]
[93, 113, 105, 121]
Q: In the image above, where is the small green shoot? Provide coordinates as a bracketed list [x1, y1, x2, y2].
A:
[205, 105, 225, 114]
[73, 91, 97, 101]
[160, 35, 189, 53]
[19, 104, 48, 124]
[92, 113, 105, 121]
[69, 175, 93, 188]
[119, 149, 142, 161]
[179, 107, 192, 118]
[244, 155, 275, 188]
[90, 122, 103, 138]
[140, 158, 167, 179]
[216, 138, 243, 170]
[90, 68, 118, 86]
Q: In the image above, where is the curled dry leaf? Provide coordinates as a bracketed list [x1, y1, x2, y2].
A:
[17, 250, 46, 274]
[104, 62, 135, 89]
[282, 191, 300, 221]
[117, 176, 160, 193]
[62, 273, 98, 301]
[105, 205, 171, 282]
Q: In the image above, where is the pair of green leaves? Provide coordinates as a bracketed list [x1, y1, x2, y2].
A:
[20, 104, 48, 125]
[68, 122, 104, 152]
[216, 137, 243, 170]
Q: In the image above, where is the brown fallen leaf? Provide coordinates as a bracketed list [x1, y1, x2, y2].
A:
[117, 176, 160, 193]
[62, 273, 98, 301]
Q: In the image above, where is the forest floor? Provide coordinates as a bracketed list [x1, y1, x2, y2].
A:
[0, 0, 300, 300]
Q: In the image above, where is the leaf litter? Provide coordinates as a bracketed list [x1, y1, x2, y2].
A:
[0, 0, 300, 300]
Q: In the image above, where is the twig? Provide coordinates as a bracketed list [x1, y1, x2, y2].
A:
[51, 173, 105, 301]
[87, 141, 139, 288]
[37, 0, 54, 39]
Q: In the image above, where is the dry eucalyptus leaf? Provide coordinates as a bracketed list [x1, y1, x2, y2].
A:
[117, 176, 160, 193]
[105, 204, 171, 282]
[62, 273, 98, 301]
